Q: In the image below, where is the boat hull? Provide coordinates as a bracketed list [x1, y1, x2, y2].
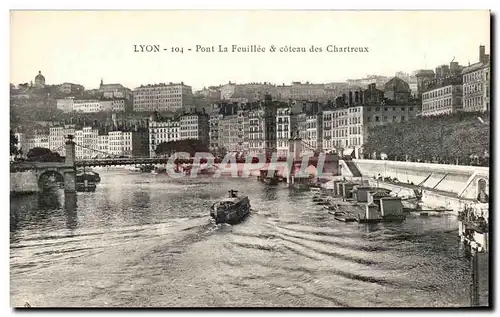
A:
[211, 198, 251, 225]
[358, 218, 382, 223]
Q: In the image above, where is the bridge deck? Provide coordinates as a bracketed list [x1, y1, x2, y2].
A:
[10, 153, 340, 172]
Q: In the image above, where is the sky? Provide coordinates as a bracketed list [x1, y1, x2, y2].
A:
[10, 10, 490, 91]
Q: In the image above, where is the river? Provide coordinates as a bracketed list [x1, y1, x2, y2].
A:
[10, 170, 485, 307]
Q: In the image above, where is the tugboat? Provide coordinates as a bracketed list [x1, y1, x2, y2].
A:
[210, 190, 251, 224]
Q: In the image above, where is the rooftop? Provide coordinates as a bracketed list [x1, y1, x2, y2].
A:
[135, 82, 190, 89]
[462, 61, 490, 74]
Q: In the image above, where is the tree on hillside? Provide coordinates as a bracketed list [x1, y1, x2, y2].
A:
[155, 139, 210, 156]
[10, 130, 19, 156]
[362, 112, 490, 166]
[26, 147, 63, 162]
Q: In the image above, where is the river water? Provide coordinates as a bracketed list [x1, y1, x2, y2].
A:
[10, 170, 485, 307]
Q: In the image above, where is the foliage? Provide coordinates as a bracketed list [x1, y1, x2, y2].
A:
[26, 147, 63, 162]
[363, 111, 490, 166]
[10, 130, 19, 156]
[155, 139, 210, 156]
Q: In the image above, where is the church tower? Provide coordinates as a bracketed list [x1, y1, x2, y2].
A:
[34, 71, 46, 89]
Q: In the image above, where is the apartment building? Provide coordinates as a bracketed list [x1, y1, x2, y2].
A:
[73, 100, 101, 113]
[209, 114, 224, 152]
[112, 99, 127, 112]
[462, 45, 490, 112]
[98, 135, 109, 154]
[24, 135, 49, 153]
[219, 114, 245, 153]
[421, 84, 463, 116]
[56, 97, 75, 113]
[133, 83, 193, 112]
[22, 126, 147, 159]
[322, 79, 420, 158]
[100, 80, 132, 100]
[148, 120, 181, 157]
[179, 113, 209, 145]
[276, 106, 297, 157]
[59, 82, 84, 95]
[297, 112, 323, 155]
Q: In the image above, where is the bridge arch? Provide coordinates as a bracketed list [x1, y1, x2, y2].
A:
[38, 170, 65, 191]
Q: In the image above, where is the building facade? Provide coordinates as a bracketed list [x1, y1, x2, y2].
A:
[415, 70, 436, 99]
[98, 135, 109, 154]
[133, 83, 193, 112]
[99, 80, 132, 100]
[247, 108, 268, 156]
[112, 99, 127, 112]
[219, 114, 242, 153]
[276, 106, 297, 157]
[298, 112, 323, 155]
[462, 45, 490, 113]
[321, 79, 420, 158]
[209, 114, 224, 153]
[21, 126, 148, 159]
[73, 100, 101, 113]
[24, 135, 49, 153]
[148, 120, 181, 157]
[59, 82, 84, 95]
[179, 113, 209, 145]
[421, 84, 463, 116]
[290, 82, 326, 101]
[56, 97, 75, 113]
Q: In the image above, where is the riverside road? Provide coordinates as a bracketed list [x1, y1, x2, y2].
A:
[10, 170, 484, 307]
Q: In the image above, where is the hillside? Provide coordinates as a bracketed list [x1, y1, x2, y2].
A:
[363, 111, 490, 166]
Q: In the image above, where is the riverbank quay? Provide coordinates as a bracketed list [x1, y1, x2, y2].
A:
[317, 178, 407, 223]
[351, 159, 489, 199]
[317, 170, 489, 252]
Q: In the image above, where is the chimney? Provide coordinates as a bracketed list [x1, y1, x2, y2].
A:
[450, 61, 459, 73]
[435, 67, 442, 79]
[479, 45, 486, 63]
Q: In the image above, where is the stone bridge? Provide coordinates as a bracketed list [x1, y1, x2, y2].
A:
[10, 139, 77, 193]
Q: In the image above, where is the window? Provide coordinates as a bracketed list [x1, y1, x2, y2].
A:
[401, 116, 405, 122]
[375, 116, 380, 122]
[393, 116, 397, 121]
[375, 107, 380, 111]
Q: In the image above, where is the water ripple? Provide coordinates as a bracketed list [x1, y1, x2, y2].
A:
[10, 171, 481, 307]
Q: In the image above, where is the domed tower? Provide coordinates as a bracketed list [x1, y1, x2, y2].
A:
[383, 77, 411, 103]
[34, 71, 46, 89]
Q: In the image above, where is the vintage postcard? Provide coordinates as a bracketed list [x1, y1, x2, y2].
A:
[9, 10, 491, 308]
